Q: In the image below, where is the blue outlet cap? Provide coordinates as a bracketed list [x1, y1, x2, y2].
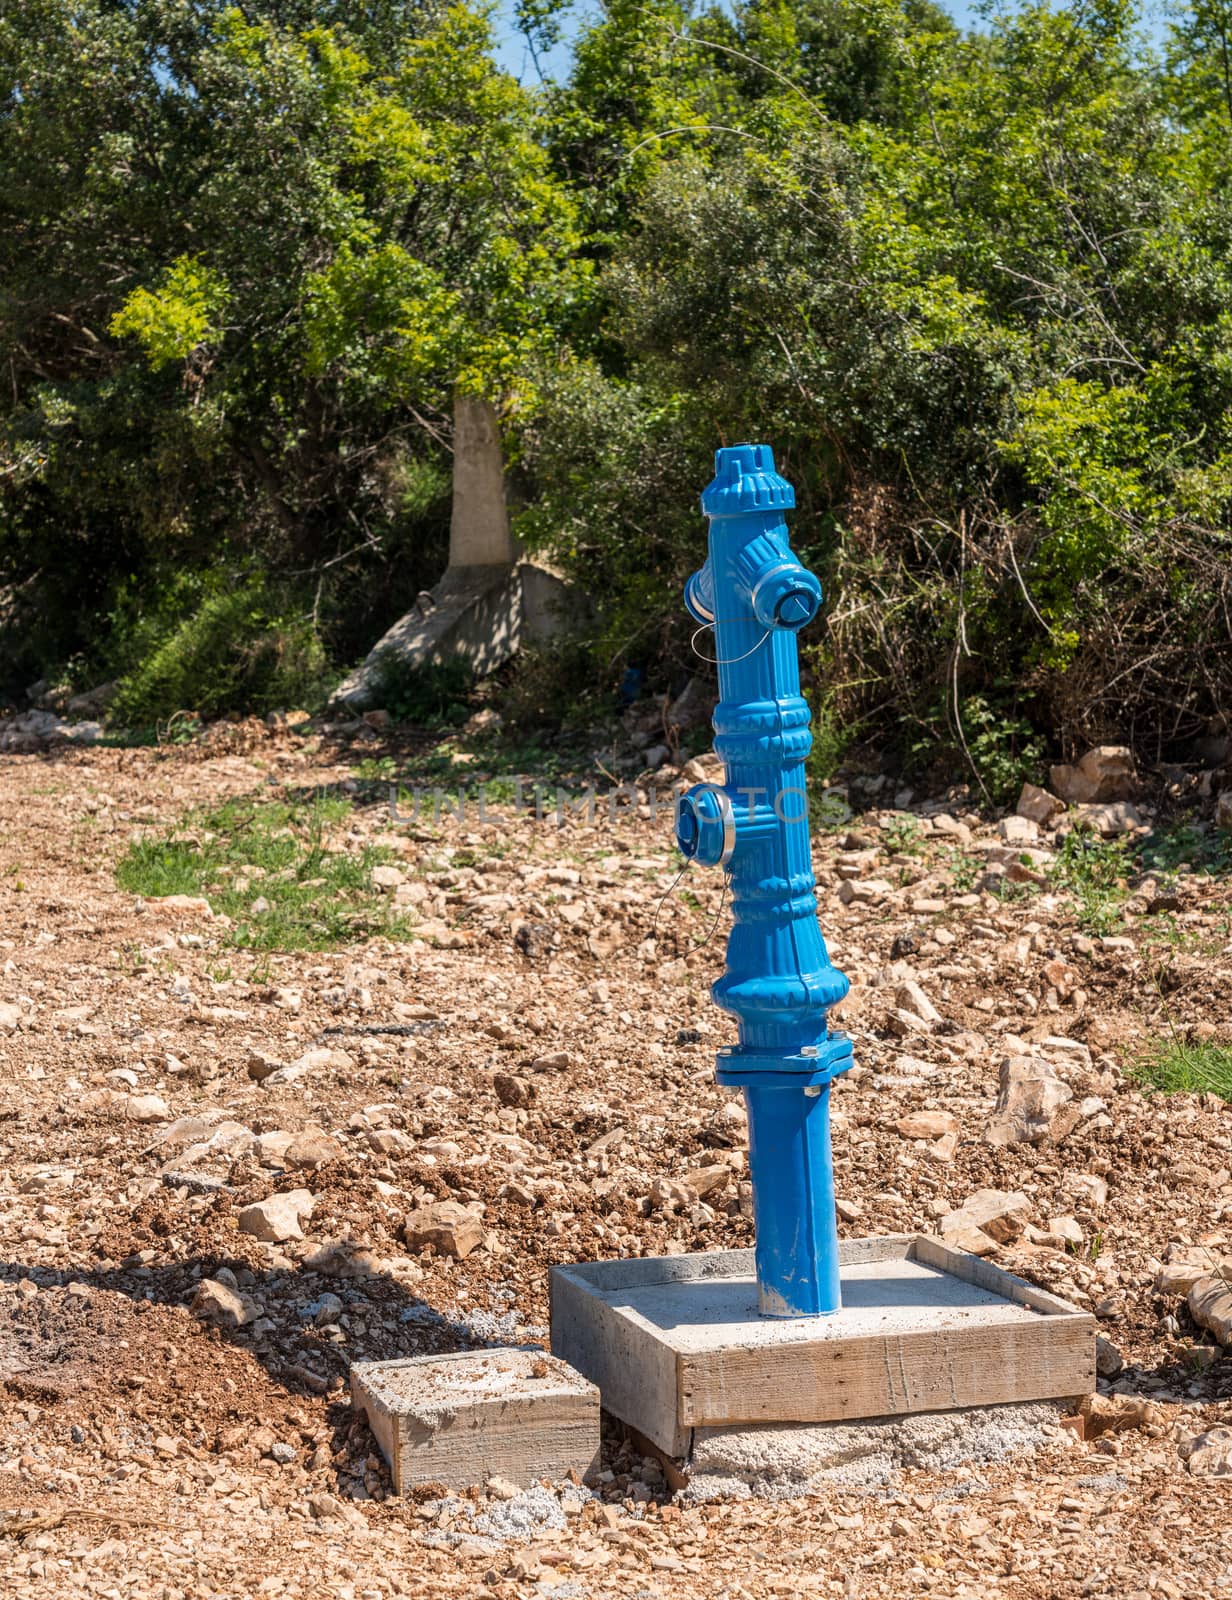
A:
[675, 784, 735, 868]
[701, 444, 795, 518]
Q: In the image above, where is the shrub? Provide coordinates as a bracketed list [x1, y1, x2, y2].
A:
[108, 578, 332, 726]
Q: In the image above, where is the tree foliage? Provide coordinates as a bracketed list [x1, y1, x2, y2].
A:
[1, 0, 1231, 773]
[0, 0, 581, 714]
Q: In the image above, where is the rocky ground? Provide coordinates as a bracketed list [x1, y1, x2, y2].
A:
[1, 720, 1231, 1599]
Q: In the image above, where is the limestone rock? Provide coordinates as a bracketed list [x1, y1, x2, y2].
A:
[1156, 1259, 1213, 1296]
[838, 879, 893, 906]
[647, 1176, 693, 1213]
[895, 1110, 958, 1141]
[1180, 1427, 1232, 1476]
[531, 1050, 573, 1073]
[984, 1057, 1079, 1146]
[371, 864, 406, 892]
[706, 1100, 748, 1146]
[893, 981, 941, 1025]
[1016, 783, 1064, 826]
[125, 1093, 170, 1123]
[1095, 1336, 1124, 1378]
[1040, 957, 1080, 1001]
[254, 1130, 296, 1166]
[1063, 1172, 1109, 1210]
[302, 1239, 379, 1277]
[1075, 800, 1147, 837]
[238, 1189, 316, 1243]
[366, 1126, 414, 1156]
[493, 1072, 535, 1108]
[940, 1188, 1031, 1244]
[1189, 1276, 1232, 1345]
[999, 813, 1040, 846]
[1047, 1215, 1083, 1247]
[283, 1129, 343, 1169]
[944, 1225, 998, 1257]
[403, 1200, 485, 1258]
[191, 1278, 254, 1328]
[682, 1164, 731, 1199]
[263, 1046, 354, 1087]
[1050, 746, 1137, 805]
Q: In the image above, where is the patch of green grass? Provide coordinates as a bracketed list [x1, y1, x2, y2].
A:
[1139, 912, 1232, 957]
[1132, 1037, 1232, 1101]
[116, 794, 420, 952]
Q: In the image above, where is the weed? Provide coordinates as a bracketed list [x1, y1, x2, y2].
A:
[995, 877, 1040, 907]
[958, 694, 1044, 806]
[882, 815, 923, 856]
[803, 685, 855, 789]
[353, 756, 398, 785]
[109, 578, 331, 725]
[116, 794, 418, 952]
[371, 655, 474, 726]
[1048, 830, 1133, 934]
[1139, 822, 1232, 879]
[945, 848, 982, 895]
[1132, 1037, 1232, 1101]
[908, 691, 1042, 806]
[810, 787, 854, 832]
[116, 941, 147, 975]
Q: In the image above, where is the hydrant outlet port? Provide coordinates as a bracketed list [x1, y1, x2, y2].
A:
[750, 562, 823, 631]
[675, 784, 735, 868]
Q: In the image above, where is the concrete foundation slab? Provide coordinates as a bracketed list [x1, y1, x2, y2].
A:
[681, 1400, 1072, 1500]
[350, 1348, 600, 1494]
[551, 1235, 1094, 1457]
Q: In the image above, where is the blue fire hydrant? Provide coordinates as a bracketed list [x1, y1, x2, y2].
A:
[675, 443, 851, 1317]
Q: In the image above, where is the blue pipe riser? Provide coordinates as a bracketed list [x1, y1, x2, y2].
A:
[744, 1083, 841, 1318]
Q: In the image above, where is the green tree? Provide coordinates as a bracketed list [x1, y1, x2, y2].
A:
[0, 0, 581, 715]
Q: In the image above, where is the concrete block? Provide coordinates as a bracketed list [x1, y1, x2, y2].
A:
[331, 560, 572, 709]
[551, 1235, 1094, 1457]
[350, 1348, 600, 1494]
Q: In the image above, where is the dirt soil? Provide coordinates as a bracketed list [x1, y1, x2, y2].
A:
[1, 729, 1230, 1599]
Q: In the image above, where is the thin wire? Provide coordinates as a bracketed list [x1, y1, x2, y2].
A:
[687, 872, 730, 955]
[650, 860, 732, 954]
[690, 623, 771, 667]
[650, 861, 691, 942]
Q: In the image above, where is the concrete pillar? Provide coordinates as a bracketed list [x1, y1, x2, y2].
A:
[450, 392, 515, 567]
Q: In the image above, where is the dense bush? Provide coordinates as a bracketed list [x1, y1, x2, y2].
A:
[518, 0, 1232, 783]
[3, 0, 1231, 786]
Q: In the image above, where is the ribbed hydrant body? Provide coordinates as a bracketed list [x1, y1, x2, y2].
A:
[675, 444, 852, 1317]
